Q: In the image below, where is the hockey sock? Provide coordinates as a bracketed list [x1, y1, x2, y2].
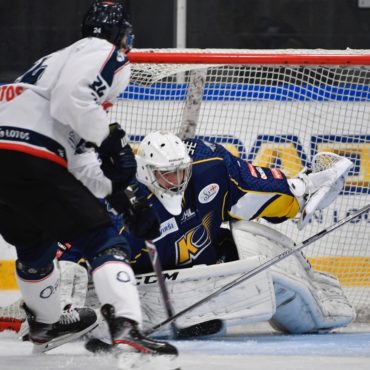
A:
[16, 260, 61, 324]
[92, 261, 142, 324]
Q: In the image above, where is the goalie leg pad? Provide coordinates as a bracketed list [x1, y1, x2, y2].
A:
[270, 269, 355, 334]
[135, 257, 276, 336]
[58, 260, 88, 309]
[231, 220, 355, 334]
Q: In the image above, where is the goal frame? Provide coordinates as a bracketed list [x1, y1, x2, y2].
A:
[113, 48, 370, 319]
[128, 50, 370, 66]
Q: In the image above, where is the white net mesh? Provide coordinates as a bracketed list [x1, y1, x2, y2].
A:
[109, 49, 370, 319]
[0, 299, 25, 332]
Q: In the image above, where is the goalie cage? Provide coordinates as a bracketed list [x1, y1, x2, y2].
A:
[109, 48, 370, 322]
[1, 48, 369, 328]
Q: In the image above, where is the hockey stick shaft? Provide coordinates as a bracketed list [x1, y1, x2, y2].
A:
[145, 240, 178, 337]
[146, 203, 370, 334]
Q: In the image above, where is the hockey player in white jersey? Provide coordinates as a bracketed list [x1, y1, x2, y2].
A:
[0, 1, 177, 356]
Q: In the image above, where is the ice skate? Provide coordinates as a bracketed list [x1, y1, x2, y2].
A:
[23, 303, 98, 353]
[99, 304, 178, 355]
[84, 305, 179, 370]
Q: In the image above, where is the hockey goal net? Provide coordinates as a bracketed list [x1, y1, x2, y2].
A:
[109, 48, 370, 321]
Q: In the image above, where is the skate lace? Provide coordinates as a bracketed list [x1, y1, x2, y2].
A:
[60, 309, 80, 325]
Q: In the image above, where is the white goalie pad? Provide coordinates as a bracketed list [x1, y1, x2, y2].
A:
[84, 258, 275, 338]
[84, 257, 276, 337]
[58, 260, 88, 309]
[136, 257, 276, 334]
[231, 221, 356, 334]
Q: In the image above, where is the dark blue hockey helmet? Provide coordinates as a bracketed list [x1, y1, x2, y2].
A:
[81, 1, 134, 51]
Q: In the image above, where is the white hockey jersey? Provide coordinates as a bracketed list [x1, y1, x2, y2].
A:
[0, 37, 130, 169]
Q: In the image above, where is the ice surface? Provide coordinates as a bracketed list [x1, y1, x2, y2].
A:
[1, 292, 370, 370]
[1, 322, 370, 370]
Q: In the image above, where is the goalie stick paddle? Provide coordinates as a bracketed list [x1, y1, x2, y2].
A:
[145, 203, 370, 335]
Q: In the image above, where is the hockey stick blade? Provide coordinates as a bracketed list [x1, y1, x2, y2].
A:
[175, 319, 224, 339]
[85, 338, 115, 354]
[146, 203, 370, 335]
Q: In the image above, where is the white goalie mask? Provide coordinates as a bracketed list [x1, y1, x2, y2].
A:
[136, 131, 192, 215]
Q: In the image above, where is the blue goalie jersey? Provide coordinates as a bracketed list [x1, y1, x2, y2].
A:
[123, 138, 299, 274]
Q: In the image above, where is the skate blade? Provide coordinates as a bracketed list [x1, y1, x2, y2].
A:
[32, 321, 99, 354]
[115, 351, 180, 370]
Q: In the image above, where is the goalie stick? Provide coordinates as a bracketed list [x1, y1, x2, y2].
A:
[145, 203, 370, 335]
[123, 184, 180, 337]
[144, 241, 224, 338]
[145, 240, 178, 338]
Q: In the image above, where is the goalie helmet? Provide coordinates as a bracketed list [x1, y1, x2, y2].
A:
[136, 131, 192, 216]
[81, 1, 134, 51]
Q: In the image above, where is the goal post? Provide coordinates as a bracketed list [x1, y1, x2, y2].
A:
[109, 48, 370, 320]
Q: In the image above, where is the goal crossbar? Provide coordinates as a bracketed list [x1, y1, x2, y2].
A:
[128, 50, 370, 65]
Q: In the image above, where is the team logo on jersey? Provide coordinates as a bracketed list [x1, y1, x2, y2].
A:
[198, 183, 220, 204]
[180, 208, 196, 223]
[175, 212, 213, 265]
[153, 217, 179, 241]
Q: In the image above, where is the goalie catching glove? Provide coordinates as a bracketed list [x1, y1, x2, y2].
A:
[288, 152, 353, 230]
[95, 123, 137, 189]
[106, 184, 161, 241]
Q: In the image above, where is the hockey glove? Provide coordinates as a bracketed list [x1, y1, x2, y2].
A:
[97, 123, 137, 189]
[106, 184, 161, 241]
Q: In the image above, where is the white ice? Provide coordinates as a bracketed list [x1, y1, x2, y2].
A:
[1, 291, 370, 370]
